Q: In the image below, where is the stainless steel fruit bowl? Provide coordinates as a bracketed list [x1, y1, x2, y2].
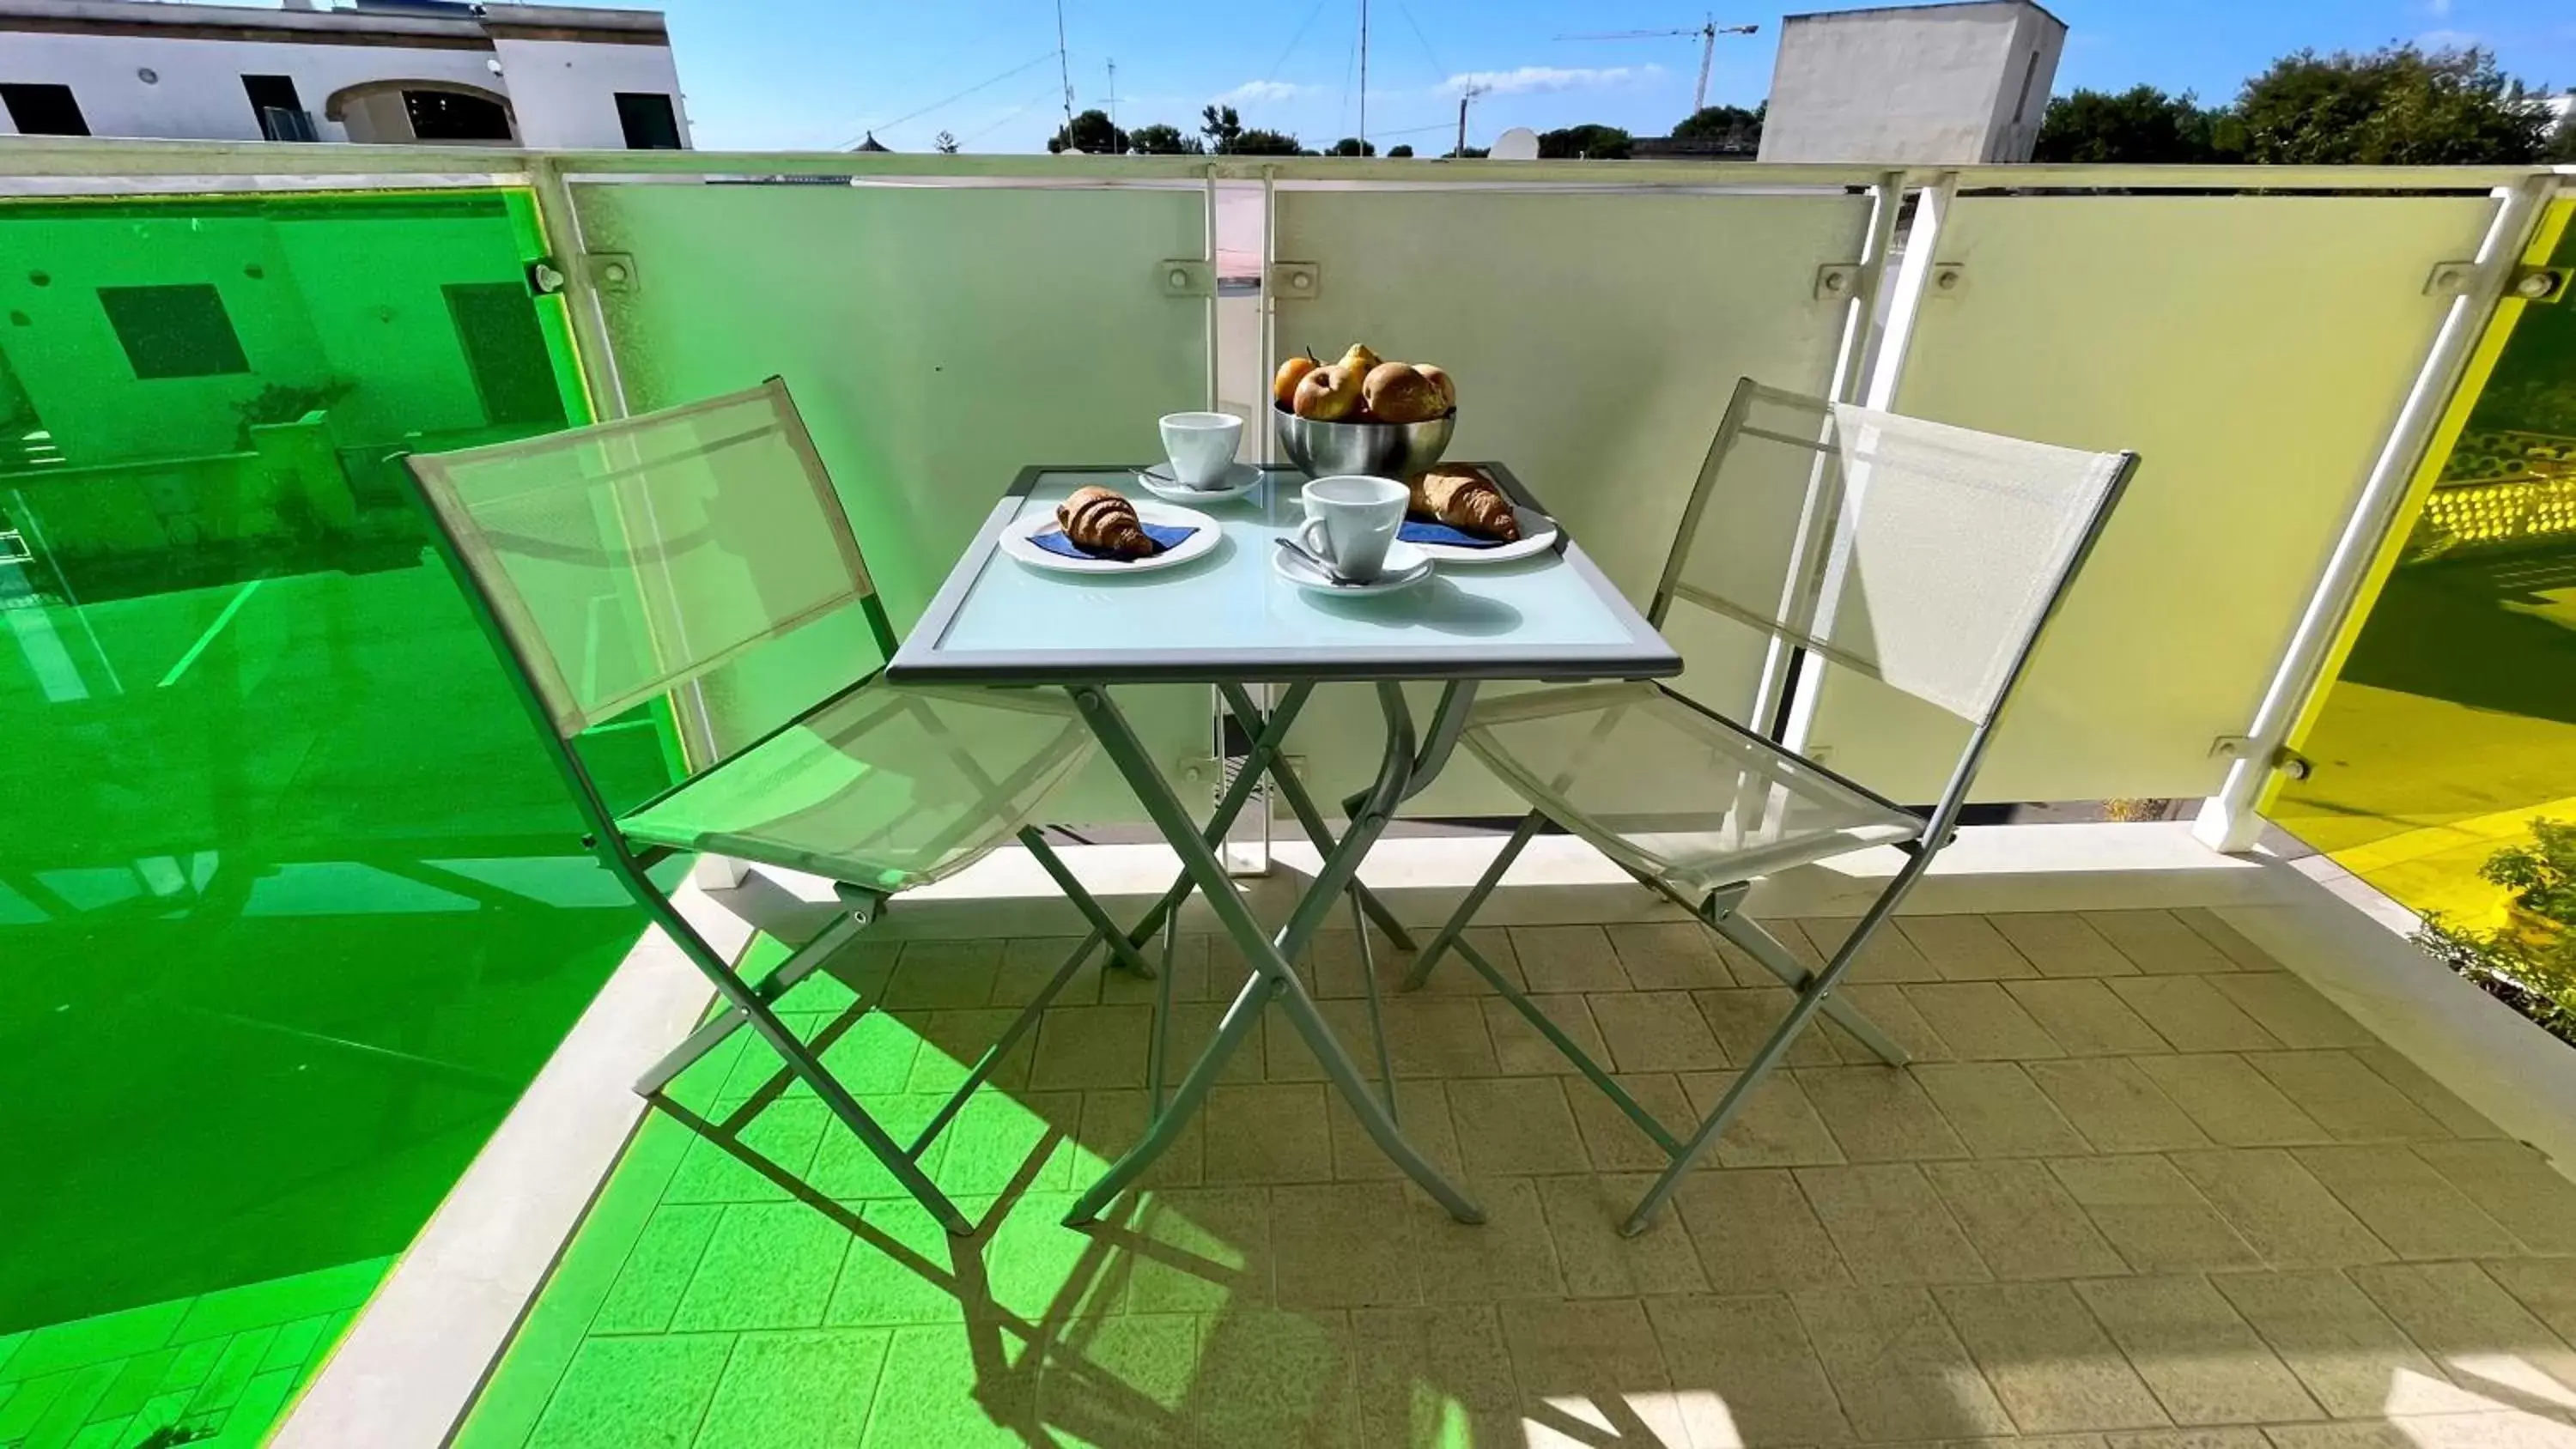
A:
[1273, 404, 1455, 478]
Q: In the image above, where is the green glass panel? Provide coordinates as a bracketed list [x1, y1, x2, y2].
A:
[0, 189, 663, 1446]
[2270, 213, 2576, 947]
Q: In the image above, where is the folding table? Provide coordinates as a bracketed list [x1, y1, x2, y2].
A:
[888, 464, 1679, 1225]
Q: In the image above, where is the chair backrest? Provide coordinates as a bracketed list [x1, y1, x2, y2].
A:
[407, 379, 875, 741]
[1653, 379, 2137, 729]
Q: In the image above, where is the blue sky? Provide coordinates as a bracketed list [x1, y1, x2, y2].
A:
[641, 0, 2576, 154]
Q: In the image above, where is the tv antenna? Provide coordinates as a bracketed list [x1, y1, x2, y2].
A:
[1055, 0, 1075, 131]
[1556, 15, 1758, 113]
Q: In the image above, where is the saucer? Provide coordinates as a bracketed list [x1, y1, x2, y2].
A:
[1138, 461, 1263, 504]
[1271, 537, 1433, 597]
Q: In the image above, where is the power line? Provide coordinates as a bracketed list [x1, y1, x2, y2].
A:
[963, 86, 1057, 145]
[1261, 0, 1332, 87]
[1390, 0, 1443, 82]
[845, 48, 1064, 148]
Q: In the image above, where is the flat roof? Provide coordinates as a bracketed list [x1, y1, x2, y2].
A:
[1782, 0, 2067, 32]
[0, 0, 669, 47]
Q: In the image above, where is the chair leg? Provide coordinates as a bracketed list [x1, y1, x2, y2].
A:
[1702, 904, 1912, 1068]
[1622, 865, 1930, 1237]
[1400, 809, 1541, 991]
[1021, 828, 1156, 978]
[634, 899, 873, 1097]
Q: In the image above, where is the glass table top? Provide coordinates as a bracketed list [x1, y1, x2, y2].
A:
[888, 465, 1680, 685]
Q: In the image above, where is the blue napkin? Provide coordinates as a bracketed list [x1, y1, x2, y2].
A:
[1400, 518, 1510, 549]
[1030, 522, 1198, 561]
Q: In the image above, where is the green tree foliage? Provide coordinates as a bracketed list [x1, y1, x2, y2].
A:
[1047, 108, 1127, 155]
[1388, 143, 1415, 158]
[1127, 122, 1205, 155]
[933, 130, 959, 155]
[2034, 85, 2237, 162]
[1538, 124, 1632, 159]
[1200, 104, 1243, 152]
[2233, 45, 2549, 164]
[1327, 136, 1377, 156]
[1670, 103, 1764, 152]
[1234, 128, 1307, 155]
[1446, 145, 1489, 159]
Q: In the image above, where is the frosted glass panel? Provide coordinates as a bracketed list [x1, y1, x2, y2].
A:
[1267, 185, 1874, 814]
[1807, 192, 2499, 805]
[572, 178, 1212, 820]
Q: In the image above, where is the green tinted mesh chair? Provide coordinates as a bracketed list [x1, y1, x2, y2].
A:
[1406, 379, 2138, 1234]
[405, 378, 1151, 1235]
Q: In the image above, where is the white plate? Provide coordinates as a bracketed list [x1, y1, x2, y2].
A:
[1402, 504, 1558, 565]
[1137, 461, 1263, 504]
[1000, 499, 1221, 575]
[1271, 537, 1434, 597]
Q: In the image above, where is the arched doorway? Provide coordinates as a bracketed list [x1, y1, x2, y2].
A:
[325, 80, 517, 145]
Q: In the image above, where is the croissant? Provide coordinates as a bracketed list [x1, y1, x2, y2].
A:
[1407, 467, 1521, 542]
[1056, 485, 1161, 559]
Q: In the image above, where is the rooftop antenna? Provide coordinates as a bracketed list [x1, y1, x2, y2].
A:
[1055, 0, 1075, 131]
[1454, 80, 1488, 157]
[1107, 58, 1117, 140]
[1556, 15, 1759, 113]
[1358, 0, 1369, 154]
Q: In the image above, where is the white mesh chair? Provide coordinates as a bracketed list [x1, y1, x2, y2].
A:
[1405, 379, 2138, 1234]
[404, 379, 1153, 1236]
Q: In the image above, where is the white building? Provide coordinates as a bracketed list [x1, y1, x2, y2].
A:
[0, 0, 690, 149]
[1759, 0, 2064, 165]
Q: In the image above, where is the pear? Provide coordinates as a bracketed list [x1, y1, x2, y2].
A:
[1273, 350, 1320, 408]
[1415, 363, 1456, 412]
[1291, 362, 1364, 421]
[1340, 342, 1382, 377]
[1361, 362, 1446, 425]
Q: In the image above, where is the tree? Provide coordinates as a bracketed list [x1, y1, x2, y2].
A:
[1048, 108, 1127, 155]
[1387, 143, 1415, 158]
[2233, 45, 2549, 165]
[1200, 104, 1244, 152]
[1671, 103, 1763, 153]
[1445, 145, 1489, 159]
[1127, 122, 1205, 155]
[1234, 127, 1305, 155]
[2033, 85, 2235, 163]
[1327, 136, 1376, 156]
[1538, 124, 1632, 159]
[2550, 112, 2576, 163]
[933, 130, 959, 155]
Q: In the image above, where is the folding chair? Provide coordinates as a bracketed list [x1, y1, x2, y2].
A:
[1404, 379, 2138, 1234]
[404, 378, 1154, 1236]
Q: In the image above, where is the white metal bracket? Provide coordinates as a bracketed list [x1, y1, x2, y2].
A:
[1814, 263, 1862, 301]
[584, 252, 639, 293]
[1269, 261, 1321, 300]
[1158, 259, 1213, 297]
[2423, 260, 2479, 297]
[1927, 262, 1966, 298]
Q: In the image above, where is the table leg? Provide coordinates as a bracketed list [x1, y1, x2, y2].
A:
[1218, 683, 1415, 952]
[1062, 681, 1485, 1228]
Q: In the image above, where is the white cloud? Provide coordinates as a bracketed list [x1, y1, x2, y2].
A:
[1212, 80, 1309, 106]
[1437, 64, 1661, 97]
[2425, 0, 2454, 16]
[2415, 27, 2479, 49]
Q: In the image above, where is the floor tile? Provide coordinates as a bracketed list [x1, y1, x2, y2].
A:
[1118, 1186, 1271, 1314]
[2008, 979, 2173, 1056]
[805, 1095, 951, 1200]
[1936, 1281, 2171, 1433]
[825, 1203, 971, 1328]
[1696, 985, 1843, 1067]
[1924, 1159, 2129, 1281]
[2209, 1268, 2488, 1420]
[1403, 926, 1525, 997]
[1587, 989, 1730, 1071]
[1673, 1168, 1853, 1293]
[1029, 1310, 1201, 1428]
[1679, 1069, 1849, 1167]
[1272, 1183, 1420, 1309]
[2106, 979, 2280, 1054]
[2245, 1052, 2451, 1143]
[1481, 993, 1607, 1076]
[1645, 1292, 1856, 1446]
[1538, 1173, 1712, 1299]
[1564, 1072, 1697, 1172]
[694, 1328, 890, 1449]
[1446, 1076, 1590, 1176]
[2168, 1149, 2392, 1270]
[931, 1088, 1081, 1197]
[1498, 1299, 1689, 1448]
[2411, 1148, 2576, 1261]
[1796, 914, 1947, 984]
[1907, 983, 2069, 1060]
[1799, 1064, 1973, 1162]
[2027, 1059, 2212, 1153]
[993, 935, 1103, 1008]
[1076, 1088, 1202, 1190]
[1994, 912, 2142, 978]
[589, 1203, 724, 1335]
[884, 939, 1004, 1009]
[1510, 925, 1630, 992]
[1605, 920, 1733, 990]
[665, 1100, 830, 1205]
[2347, 1262, 2576, 1408]
[1795, 1283, 2016, 1440]
[2172, 909, 2281, 971]
[2050, 1156, 2263, 1274]
[1350, 1305, 1522, 1447]
[2348, 1046, 2507, 1141]
[1027, 1004, 1152, 1090]
[1916, 1062, 2095, 1157]
[1798, 1163, 1992, 1286]
[1200, 1084, 1334, 1185]
[1189, 1307, 1358, 1448]
[1378, 996, 1502, 1079]
[523, 1335, 736, 1449]
[2292, 1146, 2521, 1261]
[901, 1009, 1039, 1097]
[1323, 1078, 1462, 1183]
[2074, 1274, 2320, 1426]
[2483, 1258, 2576, 1347]
[2132, 1055, 2329, 1148]
[669, 1201, 854, 1332]
[2082, 912, 2242, 975]
[2263, 1415, 2576, 1447]
[2209, 976, 2379, 1051]
[862, 1322, 1034, 1446]
[1830, 982, 1960, 1061]
[1405, 1176, 1566, 1302]
[1900, 915, 2042, 980]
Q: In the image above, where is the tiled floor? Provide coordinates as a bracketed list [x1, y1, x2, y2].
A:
[455, 908, 2576, 1448]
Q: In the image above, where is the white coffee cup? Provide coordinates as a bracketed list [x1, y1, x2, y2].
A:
[1159, 411, 1244, 489]
[1297, 475, 1407, 583]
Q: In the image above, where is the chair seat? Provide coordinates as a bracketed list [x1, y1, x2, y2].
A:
[619, 680, 1092, 894]
[1461, 682, 1923, 900]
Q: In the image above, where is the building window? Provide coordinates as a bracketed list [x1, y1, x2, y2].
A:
[2011, 50, 2044, 126]
[404, 88, 513, 142]
[1, 83, 88, 136]
[615, 92, 683, 150]
[242, 74, 307, 141]
[97, 285, 250, 380]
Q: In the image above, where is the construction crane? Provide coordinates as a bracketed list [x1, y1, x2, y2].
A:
[1556, 16, 1759, 115]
